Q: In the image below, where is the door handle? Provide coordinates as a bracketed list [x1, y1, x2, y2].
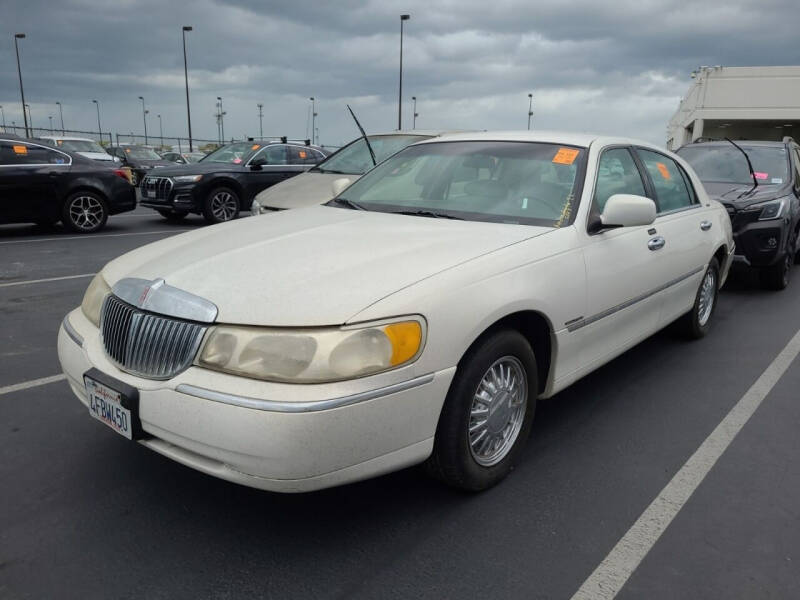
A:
[700, 220, 712, 231]
[648, 236, 666, 251]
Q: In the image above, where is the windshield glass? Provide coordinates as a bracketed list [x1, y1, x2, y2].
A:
[315, 135, 430, 174]
[56, 139, 106, 153]
[124, 146, 162, 160]
[203, 142, 260, 164]
[677, 145, 789, 185]
[185, 153, 205, 163]
[333, 141, 585, 226]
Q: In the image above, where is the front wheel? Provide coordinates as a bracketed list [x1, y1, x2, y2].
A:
[678, 258, 719, 339]
[202, 187, 240, 224]
[62, 192, 108, 233]
[759, 250, 792, 291]
[426, 329, 537, 491]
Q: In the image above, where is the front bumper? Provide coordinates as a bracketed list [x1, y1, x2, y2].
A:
[139, 180, 200, 214]
[57, 308, 454, 493]
[731, 219, 790, 268]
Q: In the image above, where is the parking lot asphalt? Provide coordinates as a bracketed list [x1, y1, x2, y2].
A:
[1, 206, 799, 599]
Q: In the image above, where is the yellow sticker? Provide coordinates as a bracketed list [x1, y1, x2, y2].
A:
[13, 145, 27, 155]
[552, 147, 580, 165]
[251, 144, 260, 150]
[656, 162, 671, 180]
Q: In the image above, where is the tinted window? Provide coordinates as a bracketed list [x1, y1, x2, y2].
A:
[0, 141, 69, 165]
[637, 149, 694, 213]
[288, 146, 317, 164]
[592, 148, 646, 213]
[254, 145, 287, 165]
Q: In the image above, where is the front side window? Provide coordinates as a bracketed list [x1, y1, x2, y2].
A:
[334, 141, 586, 226]
[204, 142, 260, 164]
[252, 145, 287, 165]
[637, 149, 694, 213]
[592, 148, 646, 214]
[314, 135, 431, 175]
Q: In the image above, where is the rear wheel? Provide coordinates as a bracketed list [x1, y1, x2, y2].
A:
[679, 258, 719, 339]
[62, 192, 108, 233]
[202, 187, 239, 224]
[426, 329, 537, 491]
[157, 210, 188, 222]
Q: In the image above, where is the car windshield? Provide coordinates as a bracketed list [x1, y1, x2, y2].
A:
[203, 142, 260, 164]
[56, 139, 106, 153]
[185, 153, 205, 163]
[677, 144, 789, 185]
[314, 135, 431, 175]
[331, 141, 585, 226]
[124, 146, 162, 160]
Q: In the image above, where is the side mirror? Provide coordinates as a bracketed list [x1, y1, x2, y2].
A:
[331, 177, 352, 197]
[601, 194, 656, 228]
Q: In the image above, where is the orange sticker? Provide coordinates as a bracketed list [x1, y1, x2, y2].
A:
[125, 148, 131, 153]
[299, 150, 307, 159]
[13, 145, 27, 155]
[251, 144, 260, 150]
[552, 147, 580, 165]
[656, 162, 671, 180]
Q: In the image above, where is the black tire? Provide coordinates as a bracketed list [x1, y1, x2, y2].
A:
[425, 329, 537, 491]
[759, 241, 793, 291]
[62, 191, 108, 233]
[202, 187, 240, 224]
[157, 210, 188, 222]
[678, 258, 720, 339]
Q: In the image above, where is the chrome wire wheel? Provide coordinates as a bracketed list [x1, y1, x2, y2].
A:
[697, 268, 717, 327]
[210, 190, 238, 221]
[468, 356, 528, 467]
[68, 195, 105, 231]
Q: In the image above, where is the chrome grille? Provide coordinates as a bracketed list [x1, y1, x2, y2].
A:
[141, 176, 173, 200]
[100, 295, 207, 379]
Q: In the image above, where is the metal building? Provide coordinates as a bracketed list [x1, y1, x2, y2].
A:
[666, 66, 800, 150]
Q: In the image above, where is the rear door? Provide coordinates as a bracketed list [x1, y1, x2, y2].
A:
[0, 140, 69, 223]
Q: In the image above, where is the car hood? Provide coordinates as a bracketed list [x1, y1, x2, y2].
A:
[254, 172, 360, 209]
[103, 206, 551, 326]
[702, 181, 790, 208]
[131, 159, 173, 169]
[148, 161, 242, 177]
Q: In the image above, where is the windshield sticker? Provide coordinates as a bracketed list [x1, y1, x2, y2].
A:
[754, 172, 768, 180]
[552, 147, 580, 165]
[13, 145, 27, 155]
[656, 162, 671, 180]
[233, 157, 242, 164]
[771, 177, 783, 184]
[251, 144, 260, 150]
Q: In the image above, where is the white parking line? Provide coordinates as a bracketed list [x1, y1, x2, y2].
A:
[0, 374, 66, 397]
[571, 327, 800, 600]
[0, 229, 190, 245]
[0, 273, 95, 288]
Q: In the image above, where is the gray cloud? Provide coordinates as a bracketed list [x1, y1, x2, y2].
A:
[3, 0, 799, 146]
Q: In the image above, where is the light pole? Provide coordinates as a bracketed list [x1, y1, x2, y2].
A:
[412, 96, 417, 129]
[257, 103, 263, 139]
[14, 33, 29, 137]
[92, 99, 102, 141]
[398, 15, 410, 130]
[527, 93, 533, 130]
[0, 105, 5, 132]
[182, 26, 194, 152]
[56, 101, 64, 133]
[25, 104, 33, 131]
[138, 96, 148, 144]
[157, 114, 163, 147]
[217, 96, 225, 142]
[48, 115, 53, 132]
[310, 97, 317, 144]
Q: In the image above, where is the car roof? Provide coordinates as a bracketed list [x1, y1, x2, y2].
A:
[413, 130, 658, 150]
[37, 135, 97, 142]
[679, 140, 787, 149]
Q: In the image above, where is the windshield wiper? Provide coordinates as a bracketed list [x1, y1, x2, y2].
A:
[391, 209, 464, 220]
[347, 104, 377, 167]
[313, 168, 353, 175]
[326, 197, 367, 210]
[724, 137, 758, 197]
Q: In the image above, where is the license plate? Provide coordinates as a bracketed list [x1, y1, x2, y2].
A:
[145, 189, 155, 198]
[85, 376, 133, 440]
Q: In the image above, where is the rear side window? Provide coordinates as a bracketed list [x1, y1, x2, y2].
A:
[637, 149, 694, 213]
[592, 148, 646, 213]
[288, 146, 319, 165]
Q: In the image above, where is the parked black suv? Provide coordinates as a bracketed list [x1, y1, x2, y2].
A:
[677, 138, 800, 289]
[106, 145, 172, 185]
[0, 135, 136, 233]
[139, 141, 328, 224]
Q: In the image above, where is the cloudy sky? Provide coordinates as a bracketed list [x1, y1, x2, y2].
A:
[3, 0, 799, 147]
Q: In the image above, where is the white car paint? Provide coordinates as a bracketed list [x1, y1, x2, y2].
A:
[58, 130, 733, 492]
[37, 135, 117, 162]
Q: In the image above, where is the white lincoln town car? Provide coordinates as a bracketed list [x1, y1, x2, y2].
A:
[58, 131, 733, 492]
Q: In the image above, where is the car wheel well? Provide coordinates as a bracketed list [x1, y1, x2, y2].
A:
[712, 244, 728, 272]
[461, 311, 553, 395]
[207, 178, 245, 207]
[66, 186, 108, 203]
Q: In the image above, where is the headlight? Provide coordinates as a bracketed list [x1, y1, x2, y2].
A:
[750, 197, 787, 221]
[81, 273, 111, 327]
[197, 317, 425, 383]
[172, 174, 203, 183]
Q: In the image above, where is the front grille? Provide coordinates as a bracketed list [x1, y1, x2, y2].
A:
[100, 295, 206, 379]
[141, 176, 173, 200]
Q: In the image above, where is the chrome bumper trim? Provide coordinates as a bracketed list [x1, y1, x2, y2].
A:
[176, 373, 435, 413]
[62, 315, 84, 347]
